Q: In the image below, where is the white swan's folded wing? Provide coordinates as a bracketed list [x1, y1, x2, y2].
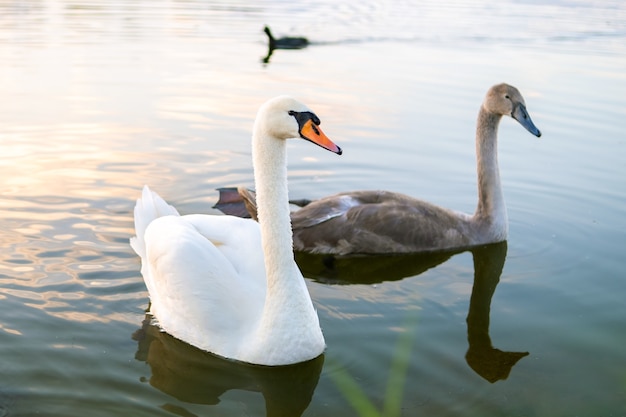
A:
[140, 214, 266, 355]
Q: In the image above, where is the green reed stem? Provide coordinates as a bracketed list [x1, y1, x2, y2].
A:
[330, 312, 418, 417]
[383, 314, 418, 417]
[330, 366, 381, 417]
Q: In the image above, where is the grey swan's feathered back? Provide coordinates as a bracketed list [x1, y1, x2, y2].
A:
[215, 83, 541, 255]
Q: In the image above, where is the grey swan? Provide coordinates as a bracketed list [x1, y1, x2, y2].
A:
[131, 96, 342, 366]
[216, 83, 541, 255]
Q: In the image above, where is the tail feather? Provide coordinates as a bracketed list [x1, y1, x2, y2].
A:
[237, 187, 259, 221]
[130, 185, 180, 259]
[213, 186, 312, 221]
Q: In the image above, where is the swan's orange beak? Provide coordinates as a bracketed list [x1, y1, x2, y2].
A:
[300, 119, 343, 155]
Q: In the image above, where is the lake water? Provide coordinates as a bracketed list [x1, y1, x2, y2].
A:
[1, 0, 625, 416]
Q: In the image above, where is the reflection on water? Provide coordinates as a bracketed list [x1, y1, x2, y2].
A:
[296, 250, 456, 285]
[300, 241, 528, 384]
[465, 242, 528, 383]
[133, 315, 323, 417]
[132, 241, 527, 416]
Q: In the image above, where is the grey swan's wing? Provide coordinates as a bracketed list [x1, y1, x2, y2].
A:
[213, 188, 472, 254]
[290, 190, 472, 255]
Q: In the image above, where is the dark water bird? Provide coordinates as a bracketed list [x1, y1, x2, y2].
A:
[131, 96, 342, 366]
[262, 25, 310, 64]
[264, 25, 309, 50]
[214, 83, 542, 255]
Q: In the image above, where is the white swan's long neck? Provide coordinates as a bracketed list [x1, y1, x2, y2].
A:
[473, 107, 508, 240]
[250, 130, 322, 364]
[252, 132, 298, 282]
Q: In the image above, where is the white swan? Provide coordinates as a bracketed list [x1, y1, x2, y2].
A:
[130, 96, 342, 366]
[217, 83, 541, 255]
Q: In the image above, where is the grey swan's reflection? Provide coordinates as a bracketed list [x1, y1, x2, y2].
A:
[296, 241, 528, 381]
[132, 317, 324, 416]
[465, 241, 529, 382]
[295, 248, 458, 285]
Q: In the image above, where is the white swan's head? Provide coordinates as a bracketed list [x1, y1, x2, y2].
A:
[254, 96, 343, 154]
[484, 83, 542, 137]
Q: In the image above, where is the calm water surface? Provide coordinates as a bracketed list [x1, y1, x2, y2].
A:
[0, 1, 625, 416]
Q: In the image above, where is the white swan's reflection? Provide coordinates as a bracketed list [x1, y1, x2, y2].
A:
[132, 318, 323, 416]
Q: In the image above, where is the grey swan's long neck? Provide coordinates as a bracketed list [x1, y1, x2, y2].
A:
[472, 107, 507, 242]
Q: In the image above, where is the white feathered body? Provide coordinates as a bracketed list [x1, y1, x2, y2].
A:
[131, 186, 324, 365]
[129, 96, 336, 366]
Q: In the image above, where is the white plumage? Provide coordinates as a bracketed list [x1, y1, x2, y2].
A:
[131, 96, 342, 365]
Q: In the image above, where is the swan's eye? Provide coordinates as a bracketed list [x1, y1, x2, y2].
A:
[289, 110, 321, 131]
[505, 95, 510, 99]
